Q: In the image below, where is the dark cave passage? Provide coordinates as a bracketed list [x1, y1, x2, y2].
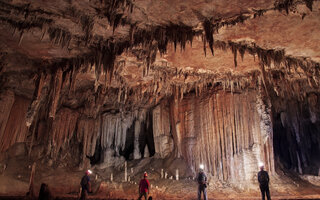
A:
[272, 94, 320, 175]
[140, 111, 155, 158]
[120, 111, 155, 160]
[121, 122, 135, 160]
[87, 137, 102, 165]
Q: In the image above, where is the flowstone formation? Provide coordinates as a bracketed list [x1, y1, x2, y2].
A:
[0, 0, 320, 199]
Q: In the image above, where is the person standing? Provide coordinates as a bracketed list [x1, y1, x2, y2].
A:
[197, 164, 207, 200]
[38, 183, 53, 200]
[258, 164, 271, 200]
[138, 172, 150, 200]
[79, 170, 92, 200]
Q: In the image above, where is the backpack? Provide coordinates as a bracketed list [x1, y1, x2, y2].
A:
[80, 175, 88, 188]
[197, 172, 206, 184]
[258, 171, 268, 186]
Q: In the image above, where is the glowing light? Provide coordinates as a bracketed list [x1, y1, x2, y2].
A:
[199, 164, 204, 170]
[259, 162, 264, 167]
[87, 169, 93, 174]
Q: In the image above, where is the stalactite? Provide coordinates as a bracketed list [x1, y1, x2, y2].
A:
[303, 0, 314, 11]
[97, 0, 134, 32]
[50, 108, 79, 159]
[48, 27, 71, 48]
[77, 117, 100, 168]
[213, 40, 320, 90]
[18, 31, 24, 46]
[0, 15, 52, 32]
[26, 72, 50, 127]
[230, 43, 238, 68]
[49, 68, 63, 119]
[80, 14, 94, 44]
[274, 0, 294, 14]
[253, 9, 267, 18]
[2, 0, 316, 85]
[203, 19, 214, 56]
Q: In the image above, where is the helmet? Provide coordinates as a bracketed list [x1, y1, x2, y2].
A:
[86, 170, 92, 175]
[144, 172, 148, 177]
[259, 162, 264, 167]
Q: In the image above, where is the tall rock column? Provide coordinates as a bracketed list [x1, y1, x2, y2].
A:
[133, 118, 141, 159]
[256, 86, 275, 175]
[152, 101, 173, 158]
[169, 96, 183, 158]
[159, 89, 275, 183]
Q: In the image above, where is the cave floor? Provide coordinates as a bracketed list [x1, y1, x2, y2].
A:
[0, 157, 319, 200]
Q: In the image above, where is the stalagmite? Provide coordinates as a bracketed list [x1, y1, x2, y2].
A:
[124, 161, 128, 182]
[176, 169, 179, 180]
[144, 145, 149, 158]
[27, 162, 36, 199]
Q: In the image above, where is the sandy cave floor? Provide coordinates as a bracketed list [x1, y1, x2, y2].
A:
[0, 156, 320, 200]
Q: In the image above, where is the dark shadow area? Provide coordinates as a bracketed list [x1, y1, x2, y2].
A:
[272, 93, 320, 175]
[120, 121, 135, 160]
[86, 137, 102, 165]
[140, 111, 155, 158]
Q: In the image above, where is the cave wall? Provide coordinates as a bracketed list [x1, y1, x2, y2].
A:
[0, 83, 275, 183]
[0, 91, 30, 152]
[0, 87, 155, 169]
[272, 92, 320, 175]
[153, 89, 275, 182]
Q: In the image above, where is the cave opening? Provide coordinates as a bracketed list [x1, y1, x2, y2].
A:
[272, 95, 320, 175]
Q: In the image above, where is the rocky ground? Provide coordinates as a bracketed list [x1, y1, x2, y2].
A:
[0, 153, 320, 200]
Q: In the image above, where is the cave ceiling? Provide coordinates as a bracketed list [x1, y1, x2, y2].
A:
[0, 0, 320, 112]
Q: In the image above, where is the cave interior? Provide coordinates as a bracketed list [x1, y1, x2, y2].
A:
[0, 0, 320, 199]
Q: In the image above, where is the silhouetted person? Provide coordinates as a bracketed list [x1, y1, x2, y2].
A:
[258, 165, 271, 200]
[138, 172, 150, 200]
[38, 183, 53, 200]
[79, 170, 92, 200]
[197, 165, 207, 200]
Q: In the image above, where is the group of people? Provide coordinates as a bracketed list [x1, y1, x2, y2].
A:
[196, 164, 271, 200]
[79, 164, 271, 200]
[79, 170, 151, 200]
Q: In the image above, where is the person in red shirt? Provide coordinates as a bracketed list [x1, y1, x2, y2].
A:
[138, 172, 150, 200]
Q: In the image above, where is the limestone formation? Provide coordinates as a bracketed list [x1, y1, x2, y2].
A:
[0, 0, 320, 198]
